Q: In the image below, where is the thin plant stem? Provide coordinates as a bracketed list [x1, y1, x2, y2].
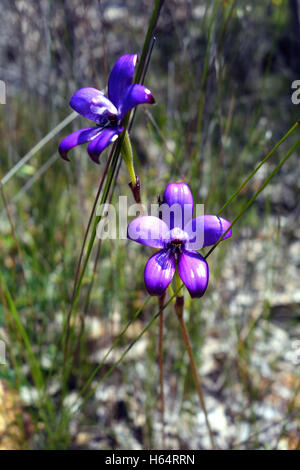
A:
[62, 0, 165, 377]
[69, 294, 173, 416]
[0, 112, 77, 187]
[63, 145, 116, 365]
[190, 0, 218, 178]
[129, 36, 156, 132]
[75, 146, 124, 369]
[76, 156, 124, 364]
[75, 127, 300, 410]
[134, 0, 165, 85]
[176, 307, 216, 450]
[62, 144, 121, 386]
[122, 131, 137, 187]
[174, 270, 215, 449]
[63, 0, 165, 365]
[216, 121, 299, 216]
[158, 293, 166, 449]
[97, 0, 108, 83]
[72, 128, 300, 431]
[144, 109, 184, 176]
[206, 136, 300, 258]
[80, 300, 169, 409]
[58, 150, 122, 412]
[70, 146, 115, 305]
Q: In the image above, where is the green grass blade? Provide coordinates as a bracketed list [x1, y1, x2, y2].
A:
[216, 122, 299, 216]
[0, 271, 43, 389]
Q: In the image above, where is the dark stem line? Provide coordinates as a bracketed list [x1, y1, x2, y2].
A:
[63, 145, 116, 366]
[74, 150, 121, 369]
[74, 238, 102, 372]
[216, 121, 299, 217]
[68, 0, 163, 327]
[175, 299, 216, 450]
[205, 136, 300, 259]
[73, 7, 159, 344]
[75, 127, 300, 425]
[134, 1, 164, 85]
[98, 0, 108, 83]
[63, 146, 121, 363]
[158, 293, 166, 449]
[62, 0, 166, 409]
[129, 36, 157, 133]
[70, 146, 115, 305]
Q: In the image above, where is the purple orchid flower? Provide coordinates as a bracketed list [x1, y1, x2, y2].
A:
[59, 54, 155, 163]
[127, 182, 232, 298]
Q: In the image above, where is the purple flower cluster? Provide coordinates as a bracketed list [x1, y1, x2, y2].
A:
[59, 54, 154, 163]
[128, 182, 232, 298]
[58, 54, 233, 299]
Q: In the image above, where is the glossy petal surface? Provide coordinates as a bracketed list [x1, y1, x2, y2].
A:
[87, 128, 121, 163]
[185, 215, 232, 249]
[108, 54, 138, 109]
[119, 84, 155, 119]
[178, 250, 209, 298]
[162, 182, 194, 230]
[58, 127, 101, 161]
[127, 216, 169, 249]
[144, 249, 175, 296]
[70, 88, 116, 124]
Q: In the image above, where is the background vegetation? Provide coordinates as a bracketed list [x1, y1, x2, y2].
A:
[0, 0, 300, 449]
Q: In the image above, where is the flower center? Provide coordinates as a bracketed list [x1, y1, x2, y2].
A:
[107, 114, 118, 126]
[165, 227, 188, 255]
[95, 112, 118, 129]
[90, 98, 118, 128]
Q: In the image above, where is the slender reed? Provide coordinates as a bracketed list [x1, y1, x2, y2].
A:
[63, 144, 116, 364]
[158, 292, 166, 449]
[173, 272, 216, 449]
[62, 0, 164, 366]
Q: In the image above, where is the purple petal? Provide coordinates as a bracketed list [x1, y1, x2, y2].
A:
[119, 84, 155, 119]
[178, 250, 209, 298]
[58, 127, 101, 161]
[163, 182, 194, 209]
[70, 87, 116, 124]
[87, 128, 122, 163]
[144, 249, 175, 296]
[161, 182, 194, 230]
[185, 215, 232, 250]
[127, 216, 169, 248]
[108, 54, 138, 109]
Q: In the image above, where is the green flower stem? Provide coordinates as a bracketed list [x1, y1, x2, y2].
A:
[173, 269, 216, 449]
[134, 0, 165, 85]
[176, 304, 216, 449]
[167, 283, 176, 303]
[174, 269, 183, 298]
[76, 127, 300, 430]
[60, 146, 124, 409]
[190, 0, 218, 178]
[121, 130, 137, 188]
[206, 136, 300, 259]
[158, 292, 166, 449]
[61, 0, 165, 385]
